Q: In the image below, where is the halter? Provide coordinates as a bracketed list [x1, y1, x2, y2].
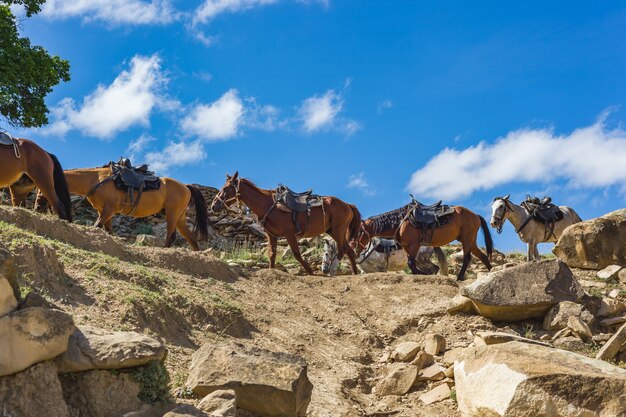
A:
[492, 197, 511, 234]
[215, 177, 243, 215]
[351, 221, 372, 255]
[321, 244, 338, 271]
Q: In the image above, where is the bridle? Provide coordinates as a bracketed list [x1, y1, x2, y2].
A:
[321, 243, 338, 272]
[492, 197, 511, 234]
[351, 221, 372, 256]
[214, 177, 243, 215]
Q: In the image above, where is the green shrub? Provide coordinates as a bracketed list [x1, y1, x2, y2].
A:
[131, 361, 170, 404]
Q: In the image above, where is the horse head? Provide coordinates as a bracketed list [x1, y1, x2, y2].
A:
[211, 171, 240, 213]
[490, 194, 510, 233]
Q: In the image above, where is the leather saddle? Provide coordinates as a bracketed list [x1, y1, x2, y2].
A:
[0, 131, 20, 158]
[275, 184, 323, 212]
[109, 158, 160, 214]
[373, 238, 402, 254]
[520, 195, 563, 239]
[408, 197, 455, 243]
[274, 184, 324, 235]
[0, 131, 14, 146]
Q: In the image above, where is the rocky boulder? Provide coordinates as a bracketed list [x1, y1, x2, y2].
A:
[0, 361, 70, 417]
[57, 325, 166, 372]
[543, 301, 591, 331]
[455, 341, 626, 417]
[0, 275, 17, 318]
[553, 209, 626, 270]
[60, 368, 143, 417]
[461, 260, 584, 321]
[186, 341, 313, 417]
[0, 307, 75, 376]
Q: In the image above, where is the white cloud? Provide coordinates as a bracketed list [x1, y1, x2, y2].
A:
[407, 114, 626, 200]
[181, 89, 244, 141]
[41, 0, 179, 25]
[191, 0, 328, 45]
[145, 140, 207, 173]
[298, 89, 359, 135]
[45, 54, 171, 139]
[245, 98, 283, 131]
[347, 172, 376, 196]
[193, 0, 279, 25]
[127, 133, 156, 159]
[377, 99, 393, 114]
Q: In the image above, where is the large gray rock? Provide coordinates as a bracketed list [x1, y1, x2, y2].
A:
[186, 341, 313, 417]
[57, 325, 166, 372]
[455, 341, 626, 417]
[554, 209, 626, 270]
[461, 260, 584, 321]
[0, 361, 70, 417]
[0, 307, 75, 376]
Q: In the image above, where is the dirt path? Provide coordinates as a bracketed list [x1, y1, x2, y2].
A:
[233, 270, 496, 416]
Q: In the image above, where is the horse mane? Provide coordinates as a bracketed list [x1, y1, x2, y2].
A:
[368, 204, 412, 234]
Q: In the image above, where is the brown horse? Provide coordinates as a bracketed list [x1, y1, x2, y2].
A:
[0, 138, 72, 221]
[351, 204, 492, 280]
[211, 172, 361, 274]
[36, 167, 209, 250]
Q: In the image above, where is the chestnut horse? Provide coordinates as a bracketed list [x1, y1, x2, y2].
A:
[0, 138, 72, 221]
[351, 204, 492, 280]
[211, 172, 361, 274]
[36, 167, 209, 250]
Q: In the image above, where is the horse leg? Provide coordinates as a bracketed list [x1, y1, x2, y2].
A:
[176, 216, 199, 251]
[527, 241, 536, 262]
[471, 245, 492, 271]
[406, 243, 427, 275]
[329, 230, 358, 274]
[533, 244, 540, 262]
[285, 233, 314, 275]
[104, 218, 113, 234]
[457, 242, 472, 281]
[26, 167, 64, 218]
[434, 247, 449, 276]
[94, 207, 114, 231]
[266, 233, 278, 268]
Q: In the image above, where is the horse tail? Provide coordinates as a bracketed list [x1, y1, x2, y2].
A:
[479, 215, 493, 258]
[348, 204, 362, 241]
[48, 153, 72, 222]
[187, 185, 209, 241]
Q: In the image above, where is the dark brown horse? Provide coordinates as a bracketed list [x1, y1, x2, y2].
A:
[0, 138, 72, 221]
[351, 204, 492, 280]
[211, 172, 361, 274]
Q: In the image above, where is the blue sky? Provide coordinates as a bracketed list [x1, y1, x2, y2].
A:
[11, 0, 626, 252]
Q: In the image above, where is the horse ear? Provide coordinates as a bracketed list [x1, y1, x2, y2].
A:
[232, 171, 239, 180]
[503, 194, 510, 201]
[226, 173, 231, 179]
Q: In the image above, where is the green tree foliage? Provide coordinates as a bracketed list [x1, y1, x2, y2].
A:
[0, 0, 70, 128]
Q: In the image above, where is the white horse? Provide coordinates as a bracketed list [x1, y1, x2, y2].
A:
[490, 195, 582, 261]
[321, 238, 448, 276]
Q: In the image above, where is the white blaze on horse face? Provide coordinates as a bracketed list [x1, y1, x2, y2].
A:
[321, 241, 339, 276]
[490, 199, 506, 227]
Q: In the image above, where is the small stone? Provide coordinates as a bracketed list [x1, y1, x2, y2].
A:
[597, 297, 626, 317]
[446, 294, 476, 315]
[597, 265, 623, 281]
[417, 364, 446, 381]
[476, 331, 552, 347]
[592, 333, 612, 343]
[567, 316, 592, 342]
[619, 269, 626, 284]
[373, 363, 418, 397]
[597, 322, 626, 361]
[390, 342, 420, 362]
[164, 405, 208, 417]
[419, 383, 451, 405]
[551, 327, 573, 341]
[600, 316, 626, 327]
[197, 390, 236, 416]
[444, 365, 454, 379]
[543, 301, 585, 331]
[411, 351, 434, 370]
[609, 289, 622, 299]
[553, 336, 587, 352]
[423, 334, 446, 356]
[442, 347, 465, 366]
